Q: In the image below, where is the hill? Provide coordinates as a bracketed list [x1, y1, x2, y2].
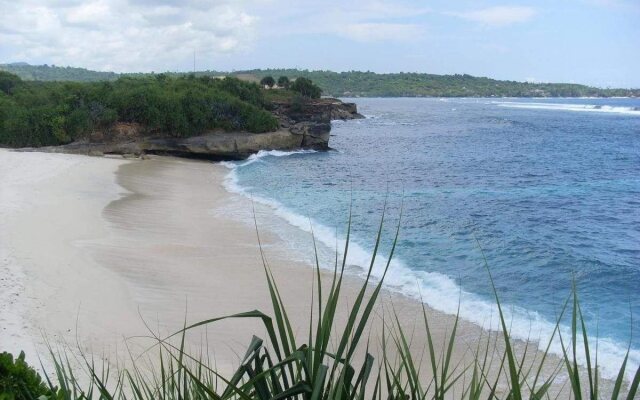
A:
[237, 69, 640, 98]
[0, 63, 118, 82]
[1, 63, 638, 97]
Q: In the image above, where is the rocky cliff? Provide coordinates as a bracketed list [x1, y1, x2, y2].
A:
[34, 98, 363, 160]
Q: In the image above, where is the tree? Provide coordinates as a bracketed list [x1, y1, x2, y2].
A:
[290, 77, 322, 99]
[0, 71, 22, 94]
[260, 76, 275, 88]
[277, 76, 290, 89]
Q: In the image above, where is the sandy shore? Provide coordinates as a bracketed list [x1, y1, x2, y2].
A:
[1, 150, 583, 396]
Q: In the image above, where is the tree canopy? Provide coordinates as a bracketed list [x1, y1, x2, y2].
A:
[277, 76, 290, 89]
[290, 77, 322, 99]
[0, 73, 278, 148]
[260, 76, 275, 88]
[0, 71, 22, 94]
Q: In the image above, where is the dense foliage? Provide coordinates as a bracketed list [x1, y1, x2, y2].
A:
[0, 72, 278, 147]
[277, 76, 290, 89]
[289, 77, 322, 98]
[259, 76, 275, 88]
[0, 351, 53, 400]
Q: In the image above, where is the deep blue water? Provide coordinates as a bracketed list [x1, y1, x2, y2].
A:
[225, 98, 640, 377]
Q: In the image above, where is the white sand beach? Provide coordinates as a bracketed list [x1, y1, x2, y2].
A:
[1, 149, 582, 396]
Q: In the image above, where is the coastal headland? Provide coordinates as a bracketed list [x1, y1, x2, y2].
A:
[31, 97, 363, 159]
[0, 70, 363, 160]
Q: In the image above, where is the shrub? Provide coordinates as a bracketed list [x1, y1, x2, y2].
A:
[0, 71, 22, 94]
[0, 74, 279, 147]
[277, 76, 290, 89]
[214, 77, 267, 107]
[290, 77, 322, 98]
[290, 93, 307, 113]
[244, 108, 280, 132]
[260, 76, 275, 88]
[0, 351, 53, 400]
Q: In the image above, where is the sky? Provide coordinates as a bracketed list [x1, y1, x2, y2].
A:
[1, 0, 639, 88]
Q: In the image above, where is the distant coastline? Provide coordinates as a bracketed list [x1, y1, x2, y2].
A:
[2, 63, 638, 98]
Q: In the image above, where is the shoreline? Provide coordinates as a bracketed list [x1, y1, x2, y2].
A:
[0, 150, 618, 395]
[221, 149, 640, 384]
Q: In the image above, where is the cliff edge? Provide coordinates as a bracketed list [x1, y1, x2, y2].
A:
[33, 98, 363, 160]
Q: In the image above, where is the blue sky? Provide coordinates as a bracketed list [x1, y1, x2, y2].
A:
[1, 0, 639, 87]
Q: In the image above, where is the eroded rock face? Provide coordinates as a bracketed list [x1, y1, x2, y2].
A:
[272, 98, 362, 125]
[29, 97, 363, 160]
[272, 97, 363, 151]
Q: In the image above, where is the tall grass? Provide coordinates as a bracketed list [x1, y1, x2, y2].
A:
[13, 214, 640, 399]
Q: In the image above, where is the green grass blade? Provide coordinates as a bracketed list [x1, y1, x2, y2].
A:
[311, 364, 328, 400]
[611, 351, 629, 400]
[625, 365, 640, 400]
[475, 237, 522, 400]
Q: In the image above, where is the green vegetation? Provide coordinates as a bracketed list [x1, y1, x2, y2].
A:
[277, 76, 290, 89]
[0, 351, 53, 400]
[0, 63, 118, 82]
[2, 217, 638, 399]
[243, 69, 640, 97]
[289, 77, 322, 99]
[0, 72, 278, 148]
[4, 64, 637, 97]
[262, 88, 299, 103]
[260, 76, 275, 88]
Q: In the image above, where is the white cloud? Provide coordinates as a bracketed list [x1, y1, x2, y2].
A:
[449, 6, 537, 27]
[65, 1, 111, 26]
[0, 0, 257, 72]
[0, 0, 428, 71]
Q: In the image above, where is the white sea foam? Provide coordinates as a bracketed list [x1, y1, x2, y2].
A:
[494, 101, 640, 115]
[241, 149, 317, 167]
[221, 151, 639, 381]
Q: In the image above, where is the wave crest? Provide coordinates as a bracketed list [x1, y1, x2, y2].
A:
[494, 101, 640, 115]
[221, 151, 639, 382]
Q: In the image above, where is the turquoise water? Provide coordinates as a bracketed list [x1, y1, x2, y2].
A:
[224, 98, 640, 378]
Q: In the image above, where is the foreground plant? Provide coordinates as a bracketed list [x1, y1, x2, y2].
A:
[0, 351, 53, 400]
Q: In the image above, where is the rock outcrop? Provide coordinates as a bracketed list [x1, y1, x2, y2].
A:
[33, 98, 363, 160]
[271, 98, 362, 150]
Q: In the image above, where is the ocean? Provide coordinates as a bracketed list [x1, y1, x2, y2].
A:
[222, 97, 640, 379]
